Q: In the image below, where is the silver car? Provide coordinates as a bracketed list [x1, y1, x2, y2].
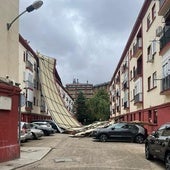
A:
[29, 123, 44, 139]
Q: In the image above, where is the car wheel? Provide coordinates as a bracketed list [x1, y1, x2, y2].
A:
[165, 152, 170, 170]
[99, 134, 108, 142]
[135, 135, 144, 144]
[145, 144, 153, 160]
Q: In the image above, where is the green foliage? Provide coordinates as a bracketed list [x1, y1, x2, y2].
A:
[86, 89, 110, 123]
[75, 91, 88, 124]
[75, 89, 110, 125]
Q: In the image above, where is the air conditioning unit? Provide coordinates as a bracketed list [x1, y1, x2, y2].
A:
[156, 26, 163, 37]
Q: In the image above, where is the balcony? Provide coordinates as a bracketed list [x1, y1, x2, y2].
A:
[124, 101, 129, 110]
[159, 0, 170, 16]
[133, 38, 142, 58]
[134, 93, 142, 105]
[161, 75, 170, 94]
[25, 80, 34, 89]
[122, 81, 129, 90]
[121, 63, 128, 73]
[25, 101, 33, 111]
[134, 68, 142, 81]
[26, 61, 33, 72]
[160, 26, 170, 53]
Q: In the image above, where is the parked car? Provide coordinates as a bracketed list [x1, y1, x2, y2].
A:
[31, 120, 59, 132]
[29, 123, 44, 139]
[20, 122, 33, 142]
[30, 122, 54, 136]
[91, 122, 147, 143]
[145, 123, 170, 169]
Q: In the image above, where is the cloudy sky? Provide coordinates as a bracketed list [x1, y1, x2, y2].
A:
[19, 0, 144, 86]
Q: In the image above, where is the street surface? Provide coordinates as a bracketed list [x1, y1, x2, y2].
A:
[18, 133, 165, 170]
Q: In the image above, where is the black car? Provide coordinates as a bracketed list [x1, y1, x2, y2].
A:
[145, 123, 170, 169]
[92, 122, 147, 143]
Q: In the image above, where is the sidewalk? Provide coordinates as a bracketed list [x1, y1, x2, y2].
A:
[0, 146, 51, 170]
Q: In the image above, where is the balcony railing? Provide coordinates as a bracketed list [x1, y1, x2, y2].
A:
[124, 101, 129, 109]
[134, 68, 142, 80]
[134, 93, 142, 104]
[25, 101, 33, 111]
[133, 38, 142, 58]
[161, 75, 170, 92]
[26, 61, 33, 72]
[160, 26, 170, 51]
[25, 80, 34, 89]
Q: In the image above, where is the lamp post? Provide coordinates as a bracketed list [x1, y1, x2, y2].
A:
[7, 0, 43, 30]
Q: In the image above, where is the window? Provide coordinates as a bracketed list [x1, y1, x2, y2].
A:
[147, 45, 152, 62]
[130, 70, 132, 80]
[33, 97, 36, 106]
[133, 66, 136, 78]
[139, 112, 141, 121]
[148, 76, 151, 90]
[152, 4, 156, 20]
[153, 72, 157, 87]
[147, 13, 151, 29]
[162, 129, 170, 136]
[152, 41, 156, 55]
[153, 110, 157, 124]
[148, 110, 152, 122]
[23, 51, 26, 62]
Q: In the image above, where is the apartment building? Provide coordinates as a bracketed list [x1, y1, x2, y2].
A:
[110, 0, 170, 133]
[19, 35, 77, 129]
[65, 79, 94, 101]
[19, 35, 50, 122]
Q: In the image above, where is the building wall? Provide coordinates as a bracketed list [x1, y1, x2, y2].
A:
[0, 0, 19, 82]
[109, 0, 170, 131]
[142, 1, 165, 109]
[0, 0, 20, 162]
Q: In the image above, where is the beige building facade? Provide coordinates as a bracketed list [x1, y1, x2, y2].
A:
[110, 0, 170, 133]
[0, 0, 19, 82]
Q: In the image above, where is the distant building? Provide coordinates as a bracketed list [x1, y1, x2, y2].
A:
[65, 79, 94, 101]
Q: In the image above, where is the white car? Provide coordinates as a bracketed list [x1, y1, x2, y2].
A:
[29, 123, 44, 139]
[20, 122, 33, 142]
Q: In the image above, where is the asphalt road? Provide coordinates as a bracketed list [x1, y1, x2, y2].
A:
[18, 133, 165, 170]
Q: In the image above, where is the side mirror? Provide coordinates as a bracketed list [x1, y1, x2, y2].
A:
[111, 127, 115, 130]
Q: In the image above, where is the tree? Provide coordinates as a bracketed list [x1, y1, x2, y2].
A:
[86, 89, 110, 123]
[75, 91, 88, 124]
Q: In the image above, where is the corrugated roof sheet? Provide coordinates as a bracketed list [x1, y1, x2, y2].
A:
[38, 54, 81, 131]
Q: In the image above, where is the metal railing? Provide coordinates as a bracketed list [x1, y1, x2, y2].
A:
[161, 75, 170, 91]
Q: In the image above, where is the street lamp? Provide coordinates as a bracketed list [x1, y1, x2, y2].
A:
[7, 0, 43, 30]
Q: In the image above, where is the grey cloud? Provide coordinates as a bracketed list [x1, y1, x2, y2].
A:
[19, 0, 144, 85]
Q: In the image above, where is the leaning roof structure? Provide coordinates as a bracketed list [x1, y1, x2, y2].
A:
[38, 53, 81, 131]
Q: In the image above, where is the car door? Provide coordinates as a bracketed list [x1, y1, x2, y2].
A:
[155, 128, 170, 160]
[119, 124, 134, 141]
[108, 123, 125, 140]
[148, 129, 164, 157]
